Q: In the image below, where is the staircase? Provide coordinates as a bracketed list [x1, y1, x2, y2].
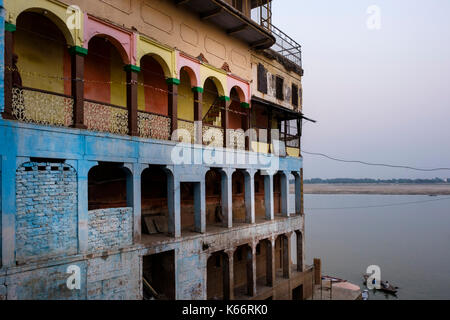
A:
[203, 97, 222, 126]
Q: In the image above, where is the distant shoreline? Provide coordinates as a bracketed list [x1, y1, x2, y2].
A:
[303, 183, 450, 195]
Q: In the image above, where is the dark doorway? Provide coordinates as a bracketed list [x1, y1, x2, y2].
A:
[292, 285, 303, 300]
[143, 250, 175, 300]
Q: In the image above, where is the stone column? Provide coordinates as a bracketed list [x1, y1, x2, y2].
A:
[220, 168, 234, 228]
[225, 249, 235, 300]
[167, 78, 180, 136]
[125, 65, 140, 136]
[296, 231, 304, 272]
[193, 87, 203, 144]
[247, 244, 257, 296]
[77, 160, 98, 254]
[283, 233, 293, 279]
[193, 180, 206, 233]
[124, 163, 143, 243]
[280, 171, 291, 217]
[167, 170, 181, 237]
[69, 46, 88, 129]
[244, 169, 256, 224]
[294, 172, 302, 215]
[1, 155, 17, 266]
[221, 96, 231, 148]
[263, 172, 274, 220]
[267, 238, 276, 286]
[2, 23, 15, 119]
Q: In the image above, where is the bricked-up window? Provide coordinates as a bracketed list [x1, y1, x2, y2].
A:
[257, 63, 268, 94]
[292, 83, 299, 107]
[276, 76, 284, 100]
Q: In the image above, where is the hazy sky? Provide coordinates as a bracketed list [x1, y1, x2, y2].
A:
[272, 0, 450, 179]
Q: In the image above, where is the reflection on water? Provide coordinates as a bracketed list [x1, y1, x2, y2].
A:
[303, 194, 450, 300]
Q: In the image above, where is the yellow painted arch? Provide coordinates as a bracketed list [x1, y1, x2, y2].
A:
[136, 35, 175, 78]
[200, 64, 227, 97]
[5, 0, 83, 46]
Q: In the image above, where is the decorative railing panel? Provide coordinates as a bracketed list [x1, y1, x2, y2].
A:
[12, 87, 73, 127]
[177, 119, 195, 144]
[84, 100, 128, 135]
[286, 134, 300, 148]
[138, 111, 171, 141]
[228, 129, 246, 150]
[203, 125, 224, 148]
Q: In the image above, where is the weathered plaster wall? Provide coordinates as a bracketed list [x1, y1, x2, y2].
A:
[15, 162, 78, 264]
[63, 0, 252, 81]
[251, 52, 303, 112]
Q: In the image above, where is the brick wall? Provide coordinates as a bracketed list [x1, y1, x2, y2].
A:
[15, 162, 78, 264]
[88, 207, 133, 252]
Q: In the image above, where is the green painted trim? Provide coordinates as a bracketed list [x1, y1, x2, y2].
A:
[191, 87, 204, 93]
[69, 46, 88, 57]
[240, 102, 250, 109]
[124, 64, 141, 73]
[166, 78, 180, 85]
[219, 96, 230, 102]
[5, 22, 16, 33]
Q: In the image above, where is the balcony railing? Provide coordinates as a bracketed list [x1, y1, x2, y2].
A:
[84, 100, 129, 135]
[8, 88, 299, 156]
[138, 111, 171, 141]
[12, 87, 74, 127]
[269, 24, 302, 67]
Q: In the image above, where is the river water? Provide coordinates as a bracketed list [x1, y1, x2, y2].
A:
[303, 194, 450, 300]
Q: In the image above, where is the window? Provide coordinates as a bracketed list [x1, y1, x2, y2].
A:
[232, 0, 243, 12]
[257, 63, 268, 94]
[276, 76, 284, 100]
[292, 84, 299, 107]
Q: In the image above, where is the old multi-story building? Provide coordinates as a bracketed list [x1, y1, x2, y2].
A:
[0, 0, 315, 300]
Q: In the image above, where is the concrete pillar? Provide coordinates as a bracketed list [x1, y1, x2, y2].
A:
[125, 65, 139, 136]
[294, 172, 302, 215]
[193, 88, 203, 144]
[244, 169, 255, 224]
[77, 160, 98, 254]
[263, 172, 274, 220]
[296, 231, 304, 272]
[124, 163, 143, 243]
[268, 237, 276, 286]
[247, 244, 257, 296]
[225, 249, 235, 300]
[220, 169, 234, 228]
[2, 23, 15, 119]
[1, 154, 17, 266]
[280, 171, 290, 217]
[194, 181, 206, 233]
[167, 171, 181, 237]
[283, 233, 292, 279]
[167, 79, 180, 135]
[69, 46, 87, 129]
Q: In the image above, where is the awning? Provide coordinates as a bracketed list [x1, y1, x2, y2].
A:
[172, 0, 275, 49]
[251, 96, 316, 123]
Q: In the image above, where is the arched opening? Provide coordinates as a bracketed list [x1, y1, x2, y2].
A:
[205, 169, 223, 229]
[138, 55, 168, 115]
[275, 234, 290, 280]
[202, 78, 223, 147]
[228, 87, 247, 150]
[141, 166, 168, 237]
[88, 163, 130, 210]
[294, 230, 303, 272]
[177, 67, 196, 142]
[207, 251, 230, 300]
[254, 171, 266, 221]
[256, 239, 273, 288]
[85, 36, 126, 107]
[232, 170, 246, 224]
[84, 36, 128, 134]
[233, 244, 253, 298]
[273, 172, 282, 215]
[12, 11, 73, 126]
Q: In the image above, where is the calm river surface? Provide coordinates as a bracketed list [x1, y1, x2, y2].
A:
[303, 194, 450, 300]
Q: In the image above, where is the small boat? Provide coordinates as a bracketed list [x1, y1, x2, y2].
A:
[361, 290, 369, 300]
[322, 275, 347, 283]
[363, 274, 398, 294]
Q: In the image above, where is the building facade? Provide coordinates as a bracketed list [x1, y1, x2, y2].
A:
[0, 0, 314, 300]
